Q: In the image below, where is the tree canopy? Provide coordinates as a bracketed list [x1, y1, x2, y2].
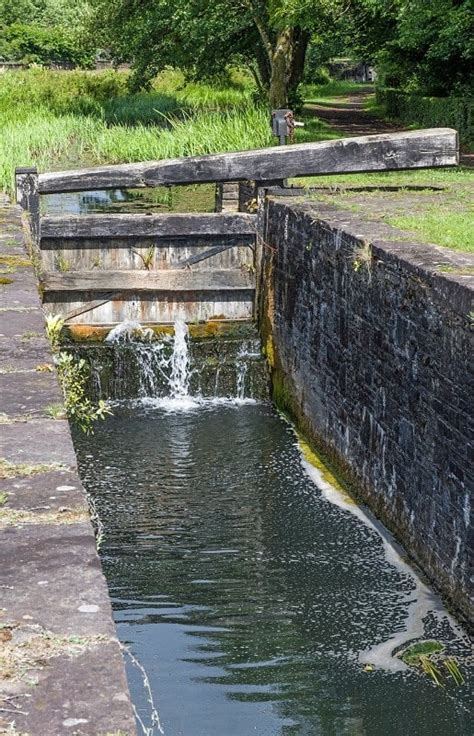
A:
[0, 0, 93, 66]
[89, 1, 345, 107]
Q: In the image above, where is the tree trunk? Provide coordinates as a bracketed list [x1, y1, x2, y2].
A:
[269, 28, 293, 109]
[268, 27, 309, 109]
[288, 28, 310, 98]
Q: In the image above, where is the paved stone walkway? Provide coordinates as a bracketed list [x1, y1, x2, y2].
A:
[0, 196, 136, 735]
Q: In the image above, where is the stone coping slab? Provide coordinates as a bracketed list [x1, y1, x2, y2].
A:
[1, 468, 86, 511]
[0, 371, 63, 418]
[0, 200, 136, 734]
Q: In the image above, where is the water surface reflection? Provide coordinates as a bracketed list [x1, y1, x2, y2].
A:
[73, 403, 472, 736]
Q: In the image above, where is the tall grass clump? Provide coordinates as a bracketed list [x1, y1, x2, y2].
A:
[94, 107, 272, 163]
[0, 67, 268, 196]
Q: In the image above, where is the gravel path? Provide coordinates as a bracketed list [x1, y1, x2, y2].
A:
[305, 89, 473, 166]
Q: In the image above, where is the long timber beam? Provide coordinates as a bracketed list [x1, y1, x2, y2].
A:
[37, 129, 458, 193]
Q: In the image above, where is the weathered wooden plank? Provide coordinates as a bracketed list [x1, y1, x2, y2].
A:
[176, 245, 234, 269]
[41, 269, 255, 292]
[15, 167, 40, 243]
[62, 295, 123, 322]
[37, 129, 458, 193]
[40, 213, 257, 239]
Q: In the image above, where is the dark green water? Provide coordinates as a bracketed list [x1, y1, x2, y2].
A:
[73, 401, 472, 736]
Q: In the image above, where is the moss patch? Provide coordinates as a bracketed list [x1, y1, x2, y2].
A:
[297, 434, 357, 504]
[0, 255, 31, 271]
[63, 320, 257, 344]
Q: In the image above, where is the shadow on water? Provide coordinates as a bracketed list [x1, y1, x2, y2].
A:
[73, 401, 473, 736]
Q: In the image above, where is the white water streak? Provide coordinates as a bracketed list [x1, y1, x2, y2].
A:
[298, 451, 469, 671]
[120, 644, 165, 735]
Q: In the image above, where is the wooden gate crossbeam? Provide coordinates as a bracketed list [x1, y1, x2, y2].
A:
[16, 128, 459, 325]
[36, 129, 458, 194]
[40, 212, 257, 239]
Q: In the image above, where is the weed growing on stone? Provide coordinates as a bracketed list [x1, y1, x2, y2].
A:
[54, 254, 71, 272]
[352, 241, 373, 279]
[0, 459, 63, 480]
[0, 506, 89, 528]
[44, 314, 64, 349]
[45, 316, 113, 433]
[44, 403, 66, 420]
[55, 352, 112, 435]
[132, 246, 155, 270]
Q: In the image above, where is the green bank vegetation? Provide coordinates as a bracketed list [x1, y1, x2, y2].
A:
[296, 167, 474, 254]
[44, 315, 112, 433]
[0, 67, 273, 196]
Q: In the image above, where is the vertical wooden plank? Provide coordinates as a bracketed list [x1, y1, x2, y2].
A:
[15, 166, 40, 246]
[254, 182, 269, 319]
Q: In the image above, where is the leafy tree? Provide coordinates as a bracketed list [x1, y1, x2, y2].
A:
[341, 0, 473, 95]
[1, 23, 94, 66]
[0, 0, 93, 66]
[89, 0, 344, 107]
[382, 0, 473, 94]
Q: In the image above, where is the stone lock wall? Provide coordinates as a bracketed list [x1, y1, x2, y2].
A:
[260, 198, 473, 623]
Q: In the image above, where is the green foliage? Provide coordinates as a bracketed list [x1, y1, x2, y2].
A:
[44, 313, 112, 433]
[0, 23, 94, 67]
[55, 351, 112, 434]
[88, 1, 344, 106]
[45, 313, 65, 349]
[0, 1, 93, 67]
[376, 88, 473, 145]
[0, 68, 272, 195]
[380, 0, 473, 96]
[340, 0, 472, 97]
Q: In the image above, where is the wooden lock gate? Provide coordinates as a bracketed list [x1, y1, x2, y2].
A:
[15, 128, 458, 326]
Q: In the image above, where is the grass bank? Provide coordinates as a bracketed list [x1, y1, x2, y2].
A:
[296, 167, 474, 254]
[0, 68, 272, 195]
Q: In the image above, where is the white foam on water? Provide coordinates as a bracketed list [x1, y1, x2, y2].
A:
[298, 450, 469, 672]
[105, 320, 154, 344]
[139, 395, 257, 414]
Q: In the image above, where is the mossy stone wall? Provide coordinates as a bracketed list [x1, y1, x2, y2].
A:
[260, 197, 473, 624]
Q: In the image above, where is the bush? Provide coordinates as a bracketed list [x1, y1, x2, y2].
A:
[376, 88, 473, 146]
[0, 23, 94, 67]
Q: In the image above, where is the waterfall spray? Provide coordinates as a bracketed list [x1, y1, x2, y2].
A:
[168, 319, 190, 398]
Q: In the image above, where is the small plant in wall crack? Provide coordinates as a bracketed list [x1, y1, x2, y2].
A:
[132, 246, 156, 270]
[55, 253, 71, 272]
[45, 313, 64, 349]
[45, 315, 112, 434]
[352, 240, 373, 280]
[55, 352, 112, 435]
